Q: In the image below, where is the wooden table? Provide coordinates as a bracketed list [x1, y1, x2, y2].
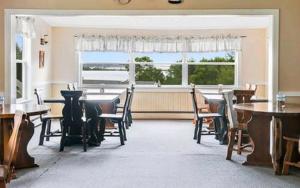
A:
[43, 94, 120, 104]
[0, 104, 49, 169]
[234, 102, 300, 174]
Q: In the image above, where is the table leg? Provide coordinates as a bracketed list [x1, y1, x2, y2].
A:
[243, 114, 273, 166]
[1, 118, 37, 169]
[0, 119, 4, 163]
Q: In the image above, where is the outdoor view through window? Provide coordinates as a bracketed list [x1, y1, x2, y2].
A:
[80, 51, 236, 86]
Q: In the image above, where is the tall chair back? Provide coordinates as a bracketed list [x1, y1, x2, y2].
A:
[122, 88, 131, 122]
[34, 88, 44, 105]
[4, 111, 26, 179]
[190, 86, 199, 122]
[128, 84, 135, 112]
[223, 91, 238, 129]
[60, 90, 83, 135]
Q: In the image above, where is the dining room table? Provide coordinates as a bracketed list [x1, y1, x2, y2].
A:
[199, 89, 268, 144]
[234, 102, 300, 174]
[0, 103, 49, 169]
[43, 94, 121, 145]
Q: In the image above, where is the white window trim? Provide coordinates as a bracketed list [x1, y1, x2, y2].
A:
[15, 34, 31, 103]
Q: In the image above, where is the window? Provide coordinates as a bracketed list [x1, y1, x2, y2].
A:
[16, 34, 27, 100]
[187, 51, 236, 85]
[81, 52, 130, 85]
[79, 51, 237, 87]
[134, 53, 182, 85]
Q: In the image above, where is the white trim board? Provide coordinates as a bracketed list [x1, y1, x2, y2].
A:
[4, 9, 279, 103]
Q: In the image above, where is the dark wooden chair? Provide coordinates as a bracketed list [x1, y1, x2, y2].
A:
[34, 88, 63, 145]
[0, 111, 27, 188]
[282, 136, 300, 175]
[60, 90, 89, 152]
[117, 85, 135, 128]
[67, 83, 77, 91]
[223, 91, 251, 160]
[99, 88, 130, 145]
[233, 89, 255, 154]
[190, 87, 222, 144]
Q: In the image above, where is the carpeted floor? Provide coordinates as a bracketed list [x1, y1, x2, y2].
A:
[10, 120, 300, 188]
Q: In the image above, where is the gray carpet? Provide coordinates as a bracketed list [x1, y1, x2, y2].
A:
[10, 120, 300, 188]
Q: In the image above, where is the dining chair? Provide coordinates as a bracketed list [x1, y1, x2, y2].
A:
[223, 91, 251, 160]
[117, 84, 135, 128]
[282, 136, 300, 175]
[233, 89, 255, 154]
[0, 111, 26, 188]
[67, 83, 77, 90]
[34, 88, 63, 145]
[99, 88, 130, 145]
[190, 87, 222, 144]
[60, 90, 89, 152]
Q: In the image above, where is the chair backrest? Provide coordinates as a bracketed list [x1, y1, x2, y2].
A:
[128, 84, 135, 111]
[61, 90, 83, 129]
[67, 83, 75, 91]
[34, 88, 44, 105]
[3, 111, 26, 169]
[245, 83, 257, 93]
[223, 91, 238, 129]
[121, 88, 131, 121]
[190, 86, 199, 121]
[233, 89, 255, 104]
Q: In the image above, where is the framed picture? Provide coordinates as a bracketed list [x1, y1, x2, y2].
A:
[39, 50, 45, 68]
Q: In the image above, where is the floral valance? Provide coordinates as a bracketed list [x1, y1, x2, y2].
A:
[75, 34, 242, 53]
[16, 16, 36, 38]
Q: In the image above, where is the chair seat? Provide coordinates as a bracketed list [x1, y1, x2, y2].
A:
[42, 114, 62, 120]
[100, 113, 122, 120]
[198, 113, 222, 118]
[0, 165, 8, 180]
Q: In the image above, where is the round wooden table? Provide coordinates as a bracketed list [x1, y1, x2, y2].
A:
[234, 102, 300, 174]
[0, 104, 49, 169]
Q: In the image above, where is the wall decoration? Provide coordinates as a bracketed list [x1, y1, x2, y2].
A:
[39, 50, 45, 68]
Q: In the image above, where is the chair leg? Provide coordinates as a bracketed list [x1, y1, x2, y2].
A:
[82, 122, 87, 152]
[121, 121, 127, 141]
[197, 118, 203, 144]
[226, 128, 236, 160]
[39, 120, 47, 146]
[59, 124, 67, 152]
[46, 120, 51, 141]
[128, 111, 133, 126]
[193, 120, 198, 140]
[282, 140, 295, 175]
[237, 130, 243, 155]
[118, 121, 125, 145]
[0, 179, 6, 188]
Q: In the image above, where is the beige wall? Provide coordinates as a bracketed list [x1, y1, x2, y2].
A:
[51, 27, 267, 89]
[1, 0, 300, 101]
[31, 16, 52, 99]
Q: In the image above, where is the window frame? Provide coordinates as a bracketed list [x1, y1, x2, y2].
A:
[78, 51, 239, 88]
[15, 34, 29, 103]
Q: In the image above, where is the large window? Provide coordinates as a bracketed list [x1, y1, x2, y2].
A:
[81, 52, 130, 85]
[79, 51, 237, 86]
[16, 34, 27, 100]
[134, 53, 182, 85]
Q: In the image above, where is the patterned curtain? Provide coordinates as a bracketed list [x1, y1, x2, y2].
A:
[16, 16, 36, 38]
[75, 34, 241, 52]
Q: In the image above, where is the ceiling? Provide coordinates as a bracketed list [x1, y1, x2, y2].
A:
[39, 15, 271, 30]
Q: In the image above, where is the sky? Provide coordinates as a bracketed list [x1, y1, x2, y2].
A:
[81, 51, 230, 63]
